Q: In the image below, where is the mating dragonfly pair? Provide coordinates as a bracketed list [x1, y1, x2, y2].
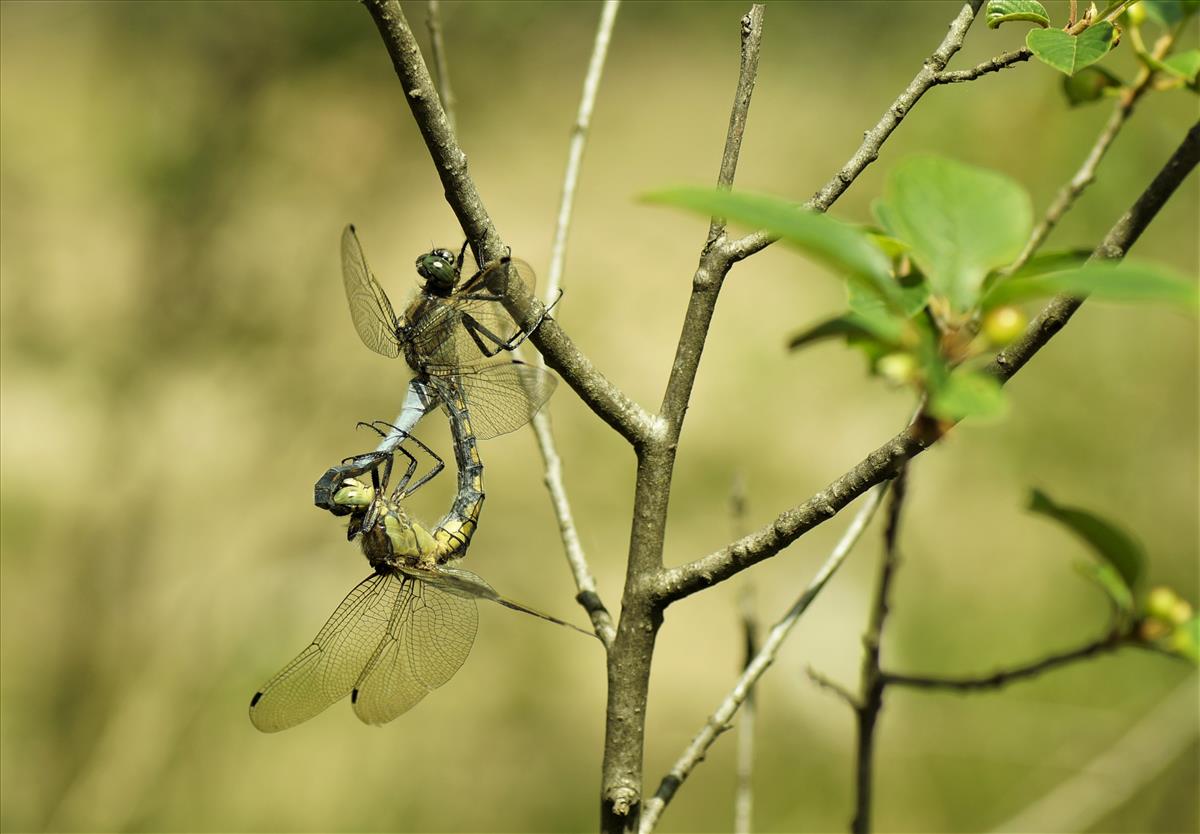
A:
[250, 226, 580, 733]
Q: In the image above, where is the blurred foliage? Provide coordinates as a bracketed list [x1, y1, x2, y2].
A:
[1, 1, 1197, 833]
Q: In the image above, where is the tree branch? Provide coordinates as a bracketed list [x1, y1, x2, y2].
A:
[933, 47, 1031, 84]
[657, 120, 1200, 604]
[1007, 29, 1180, 274]
[659, 4, 764, 433]
[638, 484, 887, 834]
[531, 0, 621, 649]
[362, 0, 657, 448]
[882, 634, 1132, 692]
[602, 9, 766, 832]
[724, 0, 987, 262]
[850, 466, 908, 834]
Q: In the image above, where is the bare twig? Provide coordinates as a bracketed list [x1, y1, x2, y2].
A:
[933, 47, 1032, 84]
[529, 0, 620, 650]
[657, 121, 1200, 605]
[424, 0, 456, 133]
[362, 0, 656, 446]
[724, 0, 987, 262]
[807, 666, 860, 709]
[882, 634, 1132, 692]
[546, 0, 619, 301]
[850, 466, 908, 834]
[638, 484, 887, 834]
[1008, 30, 1180, 274]
[990, 673, 1200, 833]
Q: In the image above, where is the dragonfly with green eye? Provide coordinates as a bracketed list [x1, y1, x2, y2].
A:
[250, 433, 592, 732]
[315, 225, 558, 512]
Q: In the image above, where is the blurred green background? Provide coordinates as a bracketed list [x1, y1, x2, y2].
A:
[1, 1, 1197, 832]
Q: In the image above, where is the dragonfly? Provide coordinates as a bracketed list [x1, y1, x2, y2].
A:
[315, 225, 557, 512]
[251, 436, 592, 732]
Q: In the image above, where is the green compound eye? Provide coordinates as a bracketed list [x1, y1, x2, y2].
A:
[415, 248, 460, 291]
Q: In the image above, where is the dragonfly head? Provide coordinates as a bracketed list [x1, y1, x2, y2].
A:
[415, 248, 461, 294]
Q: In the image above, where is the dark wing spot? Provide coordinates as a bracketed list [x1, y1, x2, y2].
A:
[250, 691, 263, 707]
[351, 689, 360, 704]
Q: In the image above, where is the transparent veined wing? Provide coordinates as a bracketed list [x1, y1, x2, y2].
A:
[406, 258, 539, 367]
[342, 224, 403, 359]
[404, 565, 597, 638]
[249, 572, 400, 732]
[428, 360, 557, 440]
[350, 573, 478, 725]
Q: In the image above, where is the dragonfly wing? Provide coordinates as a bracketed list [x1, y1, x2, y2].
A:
[341, 224, 402, 359]
[351, 573, 478, 725]
[425, 566, 597, 640]
[249, 572, 401, 732]
[429, 361, 557, 440]
[407, 259, 539, 366]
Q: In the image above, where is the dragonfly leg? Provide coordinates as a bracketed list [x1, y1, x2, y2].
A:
[392, 433, 445, 499]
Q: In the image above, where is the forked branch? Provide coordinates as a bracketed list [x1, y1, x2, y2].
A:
[658, 120, 1200, 604]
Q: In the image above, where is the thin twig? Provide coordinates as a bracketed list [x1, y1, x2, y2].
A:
[724, 0, 987, 262]
[990, 673, 1200, 833]
[850, 466, 908, 834]
[528, 0, 620, 650]
[882, 634, 1131, 692]
[424, 0, 456, 134]
[707, 4, 765, 246]
[657, 121, 1200, 605]
[807, 666, 859, 709]
[659, 3, 764, 433]
[638, 484, 888, 834]
[731, 475, 756, 834]
[1007, 29, 1180, 274]
[933, 47, 1032, 84]
[546, 0, 619, 302]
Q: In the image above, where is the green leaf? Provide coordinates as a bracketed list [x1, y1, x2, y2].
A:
[1027, 22, 1117, 76]
[787, 310, 905, 352]
[1161, 49, 1200, 82]
[1029, 488, 1145, 589]
[875, 156, 1032, 312]
[1062, 65, 1124, 104]
[928, 370, 1008, 420]
[643, 187, 904, 310]
[983, 261, 1200, 311]
[1075, 560, 1136, 616]
[987, 0, 1052, 28]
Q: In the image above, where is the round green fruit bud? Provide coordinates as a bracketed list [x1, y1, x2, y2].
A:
[1145, 586, 1180, 622]
[1123, 2, 1146, 26]
[982, 306, 1027, 347]
[876, 352, 918, 386]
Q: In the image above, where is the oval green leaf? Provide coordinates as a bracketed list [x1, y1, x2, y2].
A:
[982, 261, 1199, 311]
[986, 0, 1052, 28]
[1029, 488, 1145, 590]
[642, 187, 905, 310]
[875, 156, 1032, 313]
[1027, 22, 1116, 76]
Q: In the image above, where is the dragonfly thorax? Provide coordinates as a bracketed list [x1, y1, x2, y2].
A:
[414, 247, 460, 295]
